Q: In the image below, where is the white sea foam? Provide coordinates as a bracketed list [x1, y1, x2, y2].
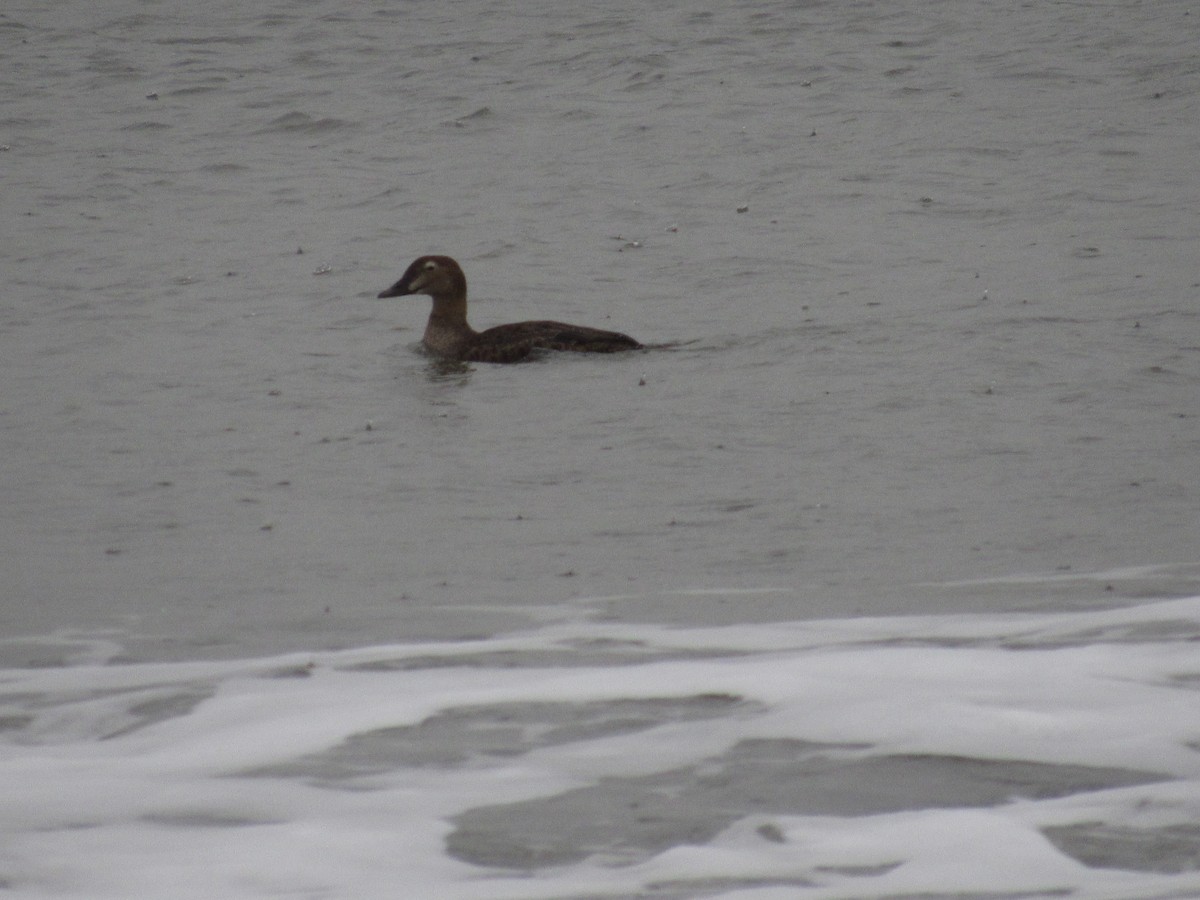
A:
[3, 596, 1200, 899]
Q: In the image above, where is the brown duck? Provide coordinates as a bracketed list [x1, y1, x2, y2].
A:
[377, 255, 641, 363]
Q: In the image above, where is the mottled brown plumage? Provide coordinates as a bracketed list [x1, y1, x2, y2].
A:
[377, 255, 641, 363]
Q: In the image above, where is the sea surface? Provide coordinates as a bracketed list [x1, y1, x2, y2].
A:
[2, 0, 1199, 896]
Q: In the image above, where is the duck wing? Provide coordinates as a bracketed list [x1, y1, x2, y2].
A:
[459, 334, 542, 364]
[474, 321, 641, 356]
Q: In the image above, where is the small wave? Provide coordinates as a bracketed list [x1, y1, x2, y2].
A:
[256, 111, 354, 134]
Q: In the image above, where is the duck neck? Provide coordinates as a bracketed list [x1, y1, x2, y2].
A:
[427, 292, 473, 333]
[423, 291, 478, 357]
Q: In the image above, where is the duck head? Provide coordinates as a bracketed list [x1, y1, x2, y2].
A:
[377, 255, 466, 300]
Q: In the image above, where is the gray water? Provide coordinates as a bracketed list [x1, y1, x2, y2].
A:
[3, 0, 1199, 664]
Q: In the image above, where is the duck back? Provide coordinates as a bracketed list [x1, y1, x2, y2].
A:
[474, 321, 640, 357]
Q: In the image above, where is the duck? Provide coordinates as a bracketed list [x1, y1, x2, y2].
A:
[377, 255, 641, 363]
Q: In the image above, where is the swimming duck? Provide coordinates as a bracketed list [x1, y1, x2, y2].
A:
[377, 255, 641, 363]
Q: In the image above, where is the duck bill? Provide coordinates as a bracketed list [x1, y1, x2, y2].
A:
[377, 280, 411, 299]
